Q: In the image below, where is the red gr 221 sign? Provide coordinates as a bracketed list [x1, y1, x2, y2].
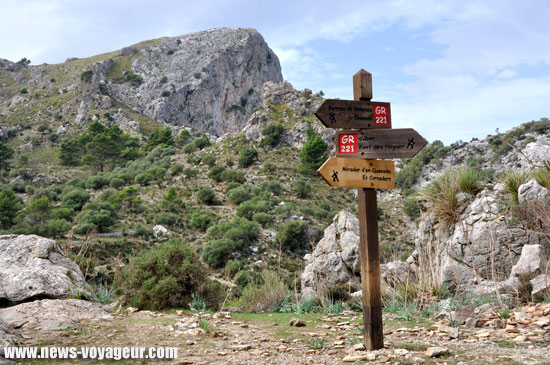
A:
[338, 133, 358, 154]
[373, 103, 390, 125]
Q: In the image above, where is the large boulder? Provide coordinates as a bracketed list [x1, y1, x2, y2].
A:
[511, 244, 547, 283]
[0, 299, 112, 331]
[414, 189, 539, 293]
[301, 211, 361, 298]
[518, 179, 550, 204]
[0, 235, 88, 302]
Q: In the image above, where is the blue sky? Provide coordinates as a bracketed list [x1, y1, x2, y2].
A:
[1, 0, 549, 144]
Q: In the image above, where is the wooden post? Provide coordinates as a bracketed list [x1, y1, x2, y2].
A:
[354, 70, 384, 350]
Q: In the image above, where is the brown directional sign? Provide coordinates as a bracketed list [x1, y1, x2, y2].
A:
[317, 157, 395, 189]
[314, 99, 391, 129]
[336, 128, 428, 159]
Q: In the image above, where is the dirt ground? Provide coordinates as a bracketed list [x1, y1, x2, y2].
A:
[15, 304, 550, 365]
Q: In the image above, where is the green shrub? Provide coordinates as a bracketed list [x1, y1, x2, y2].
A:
[202, 238, 235, 268]
[182, 167, 197, 178]
[109, 177, 125, 189]
[85, 175, 109, 190]
[396, 140, 449, 189]
[238, 149, 258, 167]
[80, 70, 93, 83]
[134, 173, 153, 186]
[196, 187, 217, 205]
[220, 169, 245, 183]
[170, 163, 184, 176]
[300, 135, 328, 172]
[134, 223, 148, 237]
[38, 219, 71, 238]
[275, 220, 308, 251]
[260, 124, 284, 147]
[252, 212, 273, 227]
[403, 196, 421, 220]
[176, 130, 191, 147]
[456, 167, 484, 195]
[120, 240, 208, 310]
[61, 189, 90, 210]
[227, 186, 251, 205]
[189, 211, 217, 231]
[293, 179, 311, 198]
[208, 165, 225, 182]
[237, 271, 290, 312]
[0, 189, 23, 229]
[155, 212, 178, 226]
[182, 143, 197, 154]
[202, 154, 216, 167]
[192, 135, 211, 150]
[224, 259, 242, 278]
[73, 222, 97, 235]
[76, 201, 117, 232]
[236, 198, 271, 220]
[52, 207, 74, 221]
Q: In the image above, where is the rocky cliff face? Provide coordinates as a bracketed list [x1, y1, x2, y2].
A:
[1, 28, 283, 139]
[103, 28, 282, 136]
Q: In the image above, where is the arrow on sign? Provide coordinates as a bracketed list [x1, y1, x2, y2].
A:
[317, 157, 395, 189]
[336, 128, 428, 159]
[315, 99, 391, 129]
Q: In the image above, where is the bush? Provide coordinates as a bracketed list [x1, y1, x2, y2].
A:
[208, 165, 225, 182]
[120, 240, 208, 310]
[192, 135, 211, 150]
[73, 222, 97, 235]
[182, 143, 197, 154]
[182, 167, 197, 178]
[155, 212, 178, 226]
[403, 196, 421, 220]
[61, 189, 90, 210]
[109, 177, 125, 189]
[76, 201, 117, 232]
[293, 179, 311, 198]
[252, 212, 273, 227]
[170, 163, 184, 176]
[275, 220, 308, 251]
[189, 211, 217, 231]
[238, 149, 258, 167]
[419, 171, 460, 228]
[196, 187, 217, 205]
[85, 175, 109, 190]
[532, 165, 550, 189]
[226, 186, 251, 205]
[220, 169, 245, 183]
[237, 271, 290, 312]
[299, 135, 328, 171]
[224, 259, 242, 278]
[202, 154, 216, 167]
[134, 223, 148, 237]
[38, 219, 71, 238]
[455, 167, 484, 195]
[260, 124, 284, 147]
[134, 173, 153, 186]
[202, 238, 235, 268]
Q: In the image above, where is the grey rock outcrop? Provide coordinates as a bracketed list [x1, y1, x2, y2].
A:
[105, 28, 282, 136]
[0, 299, 112, 331]
[511, 244, 547, 283]
[301, 211, 414, 299]
[518, 179, 550, 204]
[0, 235, 88, 302]
[414, 188, 539, 293]
[301, 211, 361, 298]
[0, 59, 18, 72]
[0, 318, 19, 365]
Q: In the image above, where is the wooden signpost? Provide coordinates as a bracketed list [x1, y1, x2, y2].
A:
[336, 128, 427, 159]
[317, 158, 395, 189]
[314, 100, 391, 129]
[315, 69, 426, 351]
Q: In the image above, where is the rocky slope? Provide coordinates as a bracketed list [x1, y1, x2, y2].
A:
[0, 28, 282, 137]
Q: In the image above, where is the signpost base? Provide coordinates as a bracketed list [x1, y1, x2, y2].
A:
[358, 188, 384, 350]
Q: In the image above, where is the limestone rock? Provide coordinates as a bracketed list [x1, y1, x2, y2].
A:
[301, 211, 361, 298]
[519, 141, 550, 167]
[425, 347, 449, 357]
[0, 299, 112, 331]
[453, 305, 475, 325]
[530, 274, 550, 301]
[105, 28, 282, 137]
[0, 318, 20, 347]
[153, 225, 171, 239]
[0, 235, 88, 302]
[511, 244, 547, 283]
[518, 179, 550, 204]
[0, 58, 19, 72]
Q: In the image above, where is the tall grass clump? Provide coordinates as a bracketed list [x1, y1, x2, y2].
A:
[531, 163, 550, 189]
[502, 170, 529, 204]
[455, 167, 484, 195]
[419, 171, 460, 228]
[236, 271, 290, 312]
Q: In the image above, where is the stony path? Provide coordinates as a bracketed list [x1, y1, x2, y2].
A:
[19, 303, 550, 364]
